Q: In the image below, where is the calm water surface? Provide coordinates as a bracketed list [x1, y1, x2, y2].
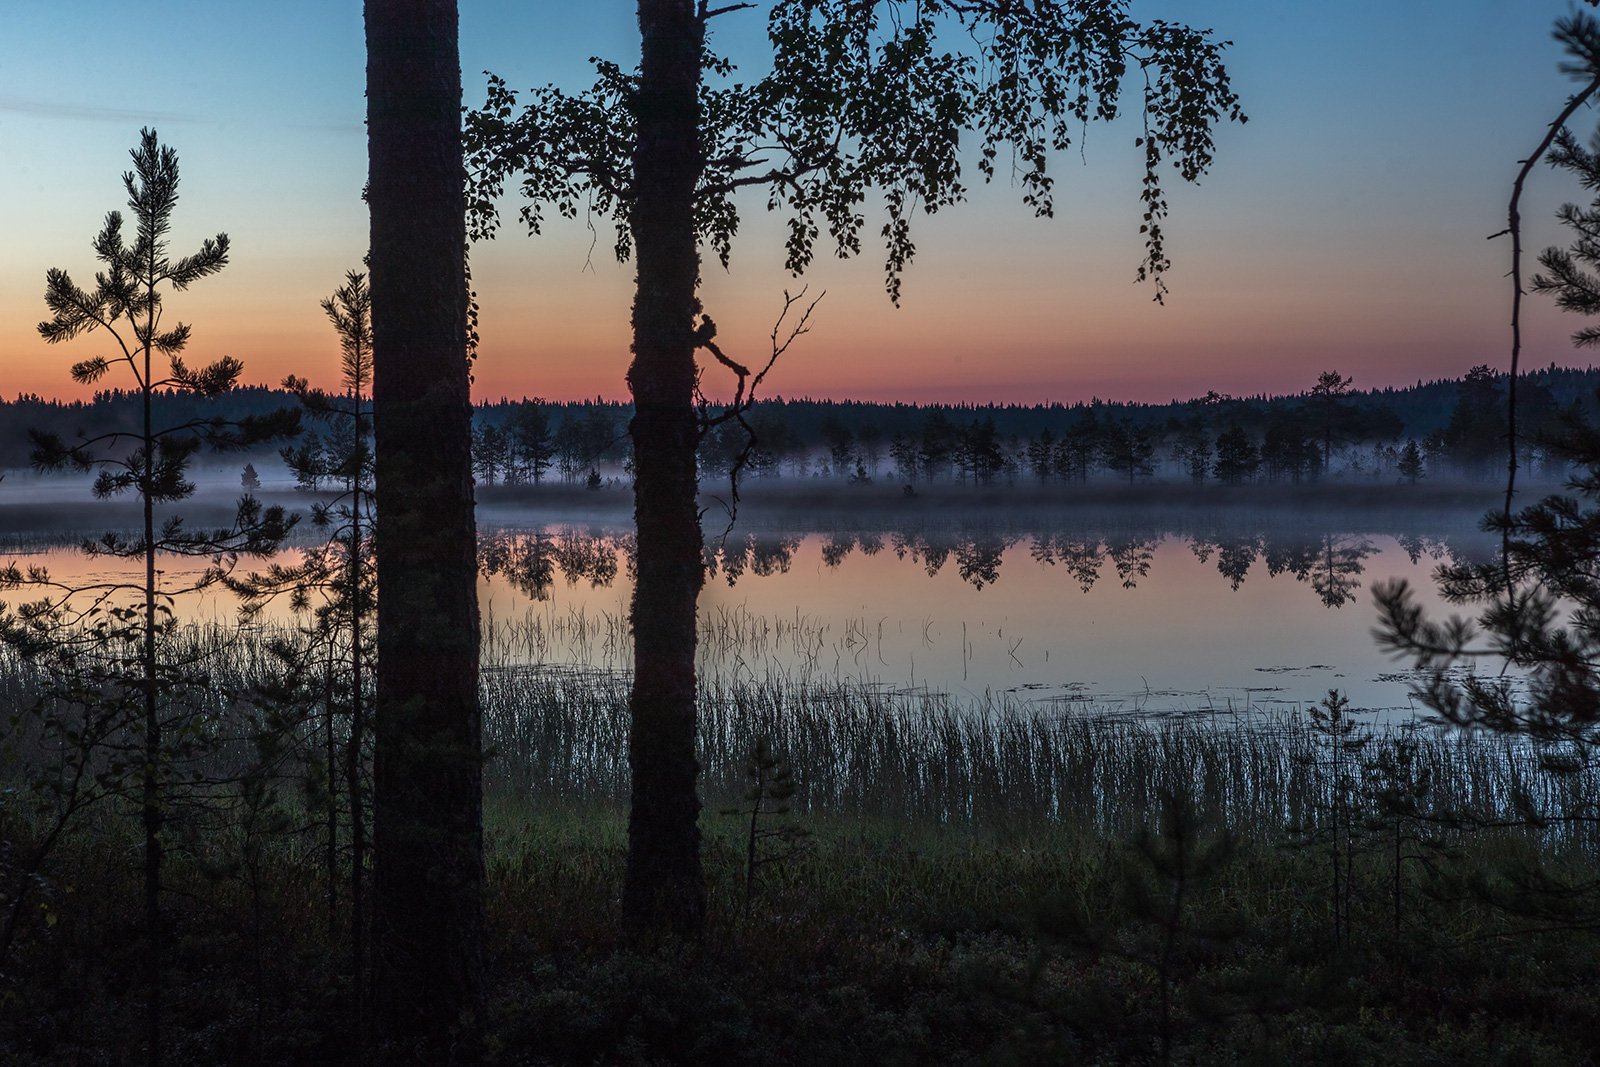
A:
[470, 501, 1507, 719]
[1, 483, 1513, 719]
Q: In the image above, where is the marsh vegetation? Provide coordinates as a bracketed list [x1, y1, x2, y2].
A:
[4, 610, 1600, 1063]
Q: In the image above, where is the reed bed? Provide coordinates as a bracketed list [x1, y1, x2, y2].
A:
[4, 614, 1595, 858]
[479, 664, 1600, 849]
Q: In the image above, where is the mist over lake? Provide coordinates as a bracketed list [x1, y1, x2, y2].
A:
[1, 473, 1513, 720]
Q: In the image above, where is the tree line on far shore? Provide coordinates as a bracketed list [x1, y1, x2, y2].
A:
[6, 363, 1596, 492]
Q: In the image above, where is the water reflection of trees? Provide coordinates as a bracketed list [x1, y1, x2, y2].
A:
[787, 523, 1181, 595]
[881, 521, 1475, 605]
[1107, 534, 1159, 589]
[477, 528, 624, 599]
[1189, 533, 1262, 590]
[954, 536, 1009, 589]
[1186, 530, 1379, 607]
[709, 533, 803, 585]
[1029, 534, 1104, 591]
[882, 530, 1014, 589]
[1027, 531, 1159, 590]
[889, 530, 949, 578]
[1269, 535, 1377, 608]
[477, 518, 1490, 608]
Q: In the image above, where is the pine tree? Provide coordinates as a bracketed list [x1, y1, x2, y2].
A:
[1055, 409, 1103, 484]
[504, 402, 554, 484]
[17, 128, 295, 1066]
[1100, 420, 1157, 484]
[1213, 425, 1259, 485]
[1291, 690, 1371, 947]
[366, 0, 485, 1058]
[1026, 428, 1056, 484]
[229, 269, 376, 1035]
[1036, 787, 1241, 1066]
[721, 736, 810, 909]
[1177, 421, 1212, 485]
[1309, 369, 1356, 474]
[1375, 12, 1600, 752]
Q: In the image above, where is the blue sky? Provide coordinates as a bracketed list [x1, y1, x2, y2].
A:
[2, 1, 1596, 404]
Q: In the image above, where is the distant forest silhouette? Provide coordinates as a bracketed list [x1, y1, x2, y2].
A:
[9, 363, 1599, 486]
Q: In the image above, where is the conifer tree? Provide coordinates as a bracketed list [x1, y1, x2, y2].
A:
[1100, 419, 1157, 484]
[1055, 409, 1104, 484]
[1212, 426, 1258, 485]
[1375, 12, 1600, 750]
[365, 1, 484, 1058]
[229, 269, 376, 1032]
[1309, 370, 1355, 474]
[1292, 690, 1371, 947]
[17, 128, 295, 1066]
[1177, 421, 1213, 485]
[1396, 439, 1424, 485]
[722, 736, 810, 909]
[504, 402, 555, 484]
[1025, 429, 1056, 484]
[1036, 787, 1241, 1066]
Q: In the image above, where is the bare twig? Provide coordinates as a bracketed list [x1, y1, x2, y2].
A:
[693, 288, 824, 538]
[695, 287, 823, 431]
[1501, 62, 1600, 579]
[699, 0, 758, 19]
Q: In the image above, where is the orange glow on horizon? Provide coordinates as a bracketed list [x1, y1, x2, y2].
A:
[1, 193, 1589, 409]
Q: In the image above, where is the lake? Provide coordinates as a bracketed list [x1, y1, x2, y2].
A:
[0, 477, 1516, 721]
[476, 484, 1513, 720]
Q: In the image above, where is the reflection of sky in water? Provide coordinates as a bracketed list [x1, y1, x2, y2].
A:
[472, 521, 1509, 720]
[2, 514, 1517, 720]
[705, 535, 1497, 718]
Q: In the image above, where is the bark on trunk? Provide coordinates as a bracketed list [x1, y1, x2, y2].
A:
[348, 407, 369, 1049]
[141, 327, 162, 1067]
[366, 2, 484, 1062]
[622, 0, 708, 936]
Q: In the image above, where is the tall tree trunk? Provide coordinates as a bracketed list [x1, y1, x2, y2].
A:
[622, 0, 708, 936]
[326, 647, 338, 939]
[366, 2, 484, 1062]
[348, 393, 369, 1051]
[141, 322, 162, 1067]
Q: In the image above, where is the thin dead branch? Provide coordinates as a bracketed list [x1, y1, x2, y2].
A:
[694, 287, 824, 537]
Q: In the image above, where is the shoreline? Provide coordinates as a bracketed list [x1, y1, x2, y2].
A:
[0, 475, 1528, 545]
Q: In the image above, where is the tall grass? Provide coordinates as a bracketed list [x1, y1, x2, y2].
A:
[480, 664, 1600, 848]
[4, 615, 1596, 859]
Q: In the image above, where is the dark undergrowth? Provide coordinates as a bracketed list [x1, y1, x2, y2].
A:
[2, 794, 1597, 1065]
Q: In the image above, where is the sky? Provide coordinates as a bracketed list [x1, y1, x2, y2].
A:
[2, 1, 1599, 406]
